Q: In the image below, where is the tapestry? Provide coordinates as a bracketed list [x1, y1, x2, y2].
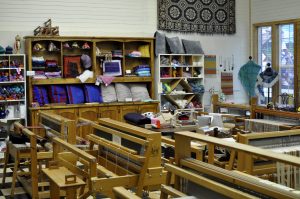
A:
[158, 0, 236, 34]
[221, 72, 233, 95]
[204, 55, 216, 74]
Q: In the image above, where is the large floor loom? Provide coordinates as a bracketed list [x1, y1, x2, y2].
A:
[5, 111, 300, 198]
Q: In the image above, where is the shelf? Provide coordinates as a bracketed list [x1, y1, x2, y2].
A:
[0, 81, 25, 84]
[0, 117, 25, 123]
[0, 68, 24, 70]
[161, 93, 195, 96]
[161, 77, 203, 80]
[0, 99, 25, 103]
[160, 65, 203, 68]
[32, 76, 153, 85]
[125, 56, 150, 59]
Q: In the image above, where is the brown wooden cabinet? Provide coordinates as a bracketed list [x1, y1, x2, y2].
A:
[98, 106, 119, 121]
[25, 36, 158, 127]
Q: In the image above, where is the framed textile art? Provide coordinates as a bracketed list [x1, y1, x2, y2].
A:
[158, 0, 236, 34]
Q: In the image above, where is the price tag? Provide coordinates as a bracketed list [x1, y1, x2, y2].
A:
[26, 71, 35, 76]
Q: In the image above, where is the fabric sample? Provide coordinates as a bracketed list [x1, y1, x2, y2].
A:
[33, 86, 49, 106]
[77, 70, 93, 83]
[84, 84, 103, 103]
[98, 75, 115, 86]
[238, 60, 261, 97]
[129, 83, 151, 101]
[154, 31, 167, 56]
[101, 84, 117, 102]
[66, 85, 85, 104]
[182, 39, 204, 54]
[166, 37, 185, 54]
[115, 83, 132, 102]
[158, 0, 236, 34]
[204, 55, 217, 74]
[63, 56, 82, 78]
[48, 85, 68, 104]
[221, 72, 233, 95]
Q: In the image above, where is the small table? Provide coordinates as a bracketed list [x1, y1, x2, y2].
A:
[42, 166, 86, 199]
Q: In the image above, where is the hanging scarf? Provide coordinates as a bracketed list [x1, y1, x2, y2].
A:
[238, 60, 261, 97]
[255, 67, 279, 104]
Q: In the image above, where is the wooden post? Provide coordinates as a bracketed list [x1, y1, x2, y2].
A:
[211, 94, 219, 113]
[174, 133, 191, 189]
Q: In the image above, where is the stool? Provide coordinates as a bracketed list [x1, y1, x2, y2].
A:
[42, 166, 86, 199]
[2, 142, 31, 196]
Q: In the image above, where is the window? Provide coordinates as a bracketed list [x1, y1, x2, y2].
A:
[279, 24, 294, 97]
[257, 26, 272, 102]
[254, 20, 298, 107]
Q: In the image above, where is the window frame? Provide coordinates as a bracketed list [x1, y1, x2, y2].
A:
[253, 19, 300, 108]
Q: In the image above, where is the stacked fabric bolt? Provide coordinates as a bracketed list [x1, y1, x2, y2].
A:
[33, 71, 47, 79]
[134, 65, 151, 77]
[32, 56, 45, 67]
[45, 71, 61, 78]
[45, 60, 58, 67]
[112, 50, 123, 58]
[127, 51, 141, 57]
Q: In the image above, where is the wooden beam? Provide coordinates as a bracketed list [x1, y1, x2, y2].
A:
[175, 131, 300, 167]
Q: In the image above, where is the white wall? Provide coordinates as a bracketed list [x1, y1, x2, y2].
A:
[0, 0, 251, 108]
[252, 0, 300, 23]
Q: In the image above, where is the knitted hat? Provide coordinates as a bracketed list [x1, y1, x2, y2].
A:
[0, 46, 4, 54]
[81, 54, 92, 69]
[5, 46, 13, 54]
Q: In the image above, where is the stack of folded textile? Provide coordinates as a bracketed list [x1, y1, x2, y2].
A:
[134, 65, 151, 77]
[112, 50, 122, 58]
[33, 71, 47, 79]
[127, 51, 141, 57]
[45, 71, 61, 78]
[32, 56, 45, 68]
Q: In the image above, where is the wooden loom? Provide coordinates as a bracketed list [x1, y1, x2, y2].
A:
[167, 131, 300, 199]
[78, 118, 167, 198]
[38, 111, 76, 144]
[3, 111, 81, 198]
[249, 104, 300, 130]
[211, 94, 257, 131]
[237, 129, 300, 189]
[211, 94, 256, 114]
[2, 122, 53, 199]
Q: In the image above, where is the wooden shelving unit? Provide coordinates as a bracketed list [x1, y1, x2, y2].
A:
[0, 54, 26, 138]
[157, 54, 205, 111]
[24, 36, 158, 126]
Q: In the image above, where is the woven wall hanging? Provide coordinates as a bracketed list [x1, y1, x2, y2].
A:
[158, 0, 236, 34]
[221, 72, 233, 95]
[204, 55, 216, 74]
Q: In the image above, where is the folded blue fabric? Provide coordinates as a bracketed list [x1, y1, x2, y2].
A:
[66, 85, 85, 104]
[84, 84, 103, 103]
[33, 86, 49, 106]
